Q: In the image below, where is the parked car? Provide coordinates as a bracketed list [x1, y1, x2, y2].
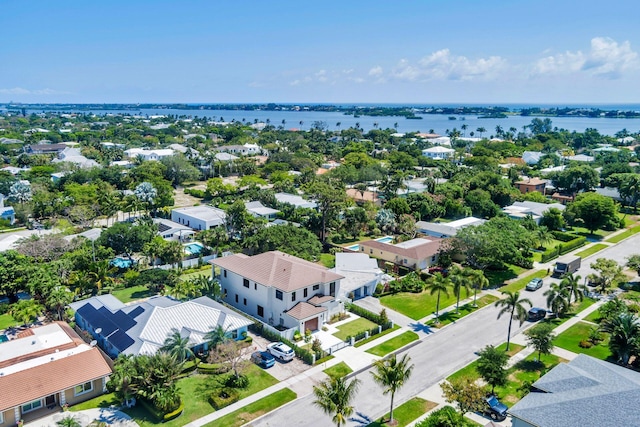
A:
[528, 307, 547, 321]
[267, 342, 295, 362]
[482, 395, 508, 421]
[525, 278, 543, 291]
[251, 351, 275, 369]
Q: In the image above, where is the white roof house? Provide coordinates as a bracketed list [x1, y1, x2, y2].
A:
[214, 152, 239, 162]
[331, 253, 390, 300]
[275, 192, 317, 209]
[563, 154, 594, 163]
[416, 216, 486, 238]
[52, 147, 100, 169]
[124, 148, 175, 161]
[503, 201, 565, 224]
[171, 205, 227, 230]
[245, 201, 280, 219]
[522, 151, 544, 165]
[421, 146, 455, 159]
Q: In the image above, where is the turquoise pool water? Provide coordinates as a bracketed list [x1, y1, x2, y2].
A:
[0, 334, 8, 343]
[345, 236, 393, 251]
[111, 257, 134, 268]
[184, 242, 205, 255]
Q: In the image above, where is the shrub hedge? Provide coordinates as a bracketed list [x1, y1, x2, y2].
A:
[209, 388, 240, 410]
[346, 303, 393, 330]
[250, 322, 315, 364]
[540, 236, 587, 263]
[163, 401, 184, 422]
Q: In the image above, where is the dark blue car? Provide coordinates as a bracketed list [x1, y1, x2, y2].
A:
[251, 351, 275, 369]
[484, 395, 508, 421]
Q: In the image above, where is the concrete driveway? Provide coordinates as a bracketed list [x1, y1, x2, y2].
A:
[249, 333, 309, 382]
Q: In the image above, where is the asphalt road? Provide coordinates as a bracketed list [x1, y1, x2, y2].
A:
[250, 233, 640, 427]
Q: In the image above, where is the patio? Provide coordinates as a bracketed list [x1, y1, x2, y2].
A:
[25, 408, 138, 427]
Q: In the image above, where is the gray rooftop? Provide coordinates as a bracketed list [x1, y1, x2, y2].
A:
[509, 354, 640, 427]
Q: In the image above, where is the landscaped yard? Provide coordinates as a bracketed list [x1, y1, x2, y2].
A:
[319, 253, 335, 268]
[122, 364, 278, 427]
[0, 313, 18, 330]
[574, 243, 608, 259]
[366, 331, 419, 357]
[70, 393, 119, 412]
[485, 265, 528, 288]
[354, 325, 400, 348]
[380, 290, 458, 320]
[366, 397, 438, 427]
[448, 343, 524, 382]
[179, 265, 213, 281]
[606, 224, 640, 243]
[333, 317, 378, 340]
[541, 297, 596, 330]
[500, 270, 547, 294]
[323, 361, 353, 380]
[204, 388, 297, 427]
[111, 285, 156, 303]
[554, 321, 612, 361]
[583, 308, 602, 323]
[426, 295, 499, 327]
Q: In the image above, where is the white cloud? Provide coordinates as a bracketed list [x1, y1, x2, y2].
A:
[368, 66, 383, 77]
[532, 37, 638, 79]
[0, 87, 70, 95]
[392, 49, 506, 81]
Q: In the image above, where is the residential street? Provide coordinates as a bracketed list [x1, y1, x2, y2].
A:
[250, 233, 640, 427]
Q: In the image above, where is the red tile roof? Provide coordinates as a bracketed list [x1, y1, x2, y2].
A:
[285, 302, 327, 320]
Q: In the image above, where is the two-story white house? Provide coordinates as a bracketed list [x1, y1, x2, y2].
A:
[211, 251, 344, 333]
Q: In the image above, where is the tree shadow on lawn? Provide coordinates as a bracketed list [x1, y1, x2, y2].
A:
[486, 269, 519, 288]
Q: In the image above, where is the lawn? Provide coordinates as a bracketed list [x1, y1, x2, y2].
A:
[583, 308, 602, 323]
[554, 321, 612, 361]
[323, 362, 353, 380]
[380, 290, 458, 320]
[485, 265, 528, 288]
[366, 331, 419, 357]
[367, 398, 438, 427]
[447, 343, 525, 382]
[541, 297, 596, 330]
[179, 265, 213, 281]
[123, 364, 278, 427]
[426, 295, 499, 328]
[354, 325, 400, 348]
[500, 270, 547, 294]
[606, 224, 640, 243]
[204, 388, 297, 427]
[574, 243, 608, 259]
[70, 393, 119, 411]
[333, 317, 378, 340]
[319, 253, 335, 268]
[567, 226, 613, 240]
[111, 285, 156, 303]
[0, 313, 18, 330]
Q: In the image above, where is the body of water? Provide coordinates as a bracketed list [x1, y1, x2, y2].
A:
[15, 107, 640, 136]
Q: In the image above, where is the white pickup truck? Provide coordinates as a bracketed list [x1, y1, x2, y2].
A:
[267, 342, 295, 362]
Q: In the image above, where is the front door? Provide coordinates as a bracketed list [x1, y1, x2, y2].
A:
[45, 395, 56, 407]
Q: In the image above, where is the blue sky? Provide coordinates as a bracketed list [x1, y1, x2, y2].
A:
[1, 0, 638, 104]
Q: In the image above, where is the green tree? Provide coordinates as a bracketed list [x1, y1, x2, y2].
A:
[440, 377, 486, 416]
[588, 258, 626, 294]
[98, 221, 157, 261]
[57, 416, 81, 427]
[160, 154, 201, 186]
[312, 377, 361, 427]
[205, 325, 230, 349]
[9, 299, 43, 326]
[544, 283, 569, 317]
[46, 286, 74, 321]
[160, 328, 194, 362]
[560, 273, 584, 305]
[370, 354, 414, 424]
[304, 180, 347, 242]
[426, 273, 451, 324]
[467, 268, 489, 308]
[415, 405, 475, 427]
[476, 345, 508, 394]
[565, 192, 620, 234]
[496, 291, 532, 351]
[539, 207, 565, 231]
[599, 313, 640, 365]
[626, 254, 640, 276]
[449, 266, 471, 314]
[524, 323, 556, 361]
[243, 224, 322, 261]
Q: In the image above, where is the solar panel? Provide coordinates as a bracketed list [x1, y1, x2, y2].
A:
[128, 306, 145, 319]
[112, 310, 136, 331]
[158, 223, 171, 233]
[77, 304, 118, 336]
[108, 330, 135, 352]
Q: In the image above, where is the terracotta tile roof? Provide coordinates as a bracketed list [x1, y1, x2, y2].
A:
[307, 295, 335, 305]
[212, 251, 343, 292]
[360, 238, 443, 261]
[346, 188, 380, 202]
[0, 348, 112, 411]
[515, 177, 547, 186]
[285, 302, 327, 320]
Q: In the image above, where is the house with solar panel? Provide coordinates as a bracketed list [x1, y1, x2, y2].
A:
[69, 294, 252, 358]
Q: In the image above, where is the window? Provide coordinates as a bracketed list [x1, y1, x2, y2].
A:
[235, 294, 239, 303]
[276, 290, 283, 300]
[243, 278, 250, 288]
[74, 381, 93, 396]
[313, 284, 320, 291]
[0, 410, 3, 423]
[254, 283, 257, 290]
[304, 288, 308, 298]
[223, 270, 227, 278]
[243, 298, 247, 306]
[431, 255, 436, 262]
[330, 282, 336, 297]
[232, 329, 238, 339]
[292, 291, 296, 302]
[21, 399, 42, 413]
[370, 249, 373, 254]
[257, 305, 264, 317]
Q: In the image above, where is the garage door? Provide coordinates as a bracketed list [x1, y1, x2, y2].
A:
[304, 317, 319, 331]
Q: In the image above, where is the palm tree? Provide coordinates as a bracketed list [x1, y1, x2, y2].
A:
[449, 266, 471, 314]
[599, 313, 640, 365]
[87, 260, 116, 293]
[496, 291, 532, 351]
[468, 268, 489, 308]
[134, 182, 157, 216]
[160, 329, 194, 362]
[205, 325, 229, 349]
[426, 273, 451, 324]
[57, 416, 81, 427]
[371, 354, 414, 424]
[544, 283, 569, 318]
[560, 273, 584, 305]
[461, 124, 468, 137]
[9, 299, 43, 326]
[8, 181, 32, 205]
[534, 226, 554, 250]
[476, 127, 486, 138]
[313, 376, 361, 427]
[46, 287, 74, 321]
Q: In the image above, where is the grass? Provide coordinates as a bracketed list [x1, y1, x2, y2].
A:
[567, 226, 613, 239]
[0, 313, 18, 330]
[355, 324, 400, 348]
[583, 308, 602, 323]
[500, 270, 547, 294]
[367, 398, 438, 427]
[123, 364, 278, 427]
[319, 253, 336, 268]
[111, 285, 156, 303]
[485, 265, 527, 288]
[323, 362, 353, 380]
[333, 317, 378, 340]
[541, 297, 596, 329]
[426, 295, 499, 328]
[554, 321, 612, 360]
[447, 343, 525, 382]
[380, 290, 458, 320]
[70, 393, 119, 411]
[366, 331, 419, 357]
[607, 224, 640, 243]
[574, 243, 608, 259]
[179, 265, 213, 281]
[204, 388, 297, 427]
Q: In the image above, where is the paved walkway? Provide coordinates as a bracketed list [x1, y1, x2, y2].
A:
[25, 408, 137, 427]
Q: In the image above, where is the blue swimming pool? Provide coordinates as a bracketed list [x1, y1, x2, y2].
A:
[184, 242, 205, 255]
[111, 257, 135, 269]
[345, 236, 394, 251]
[0, 334, 8, 343]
